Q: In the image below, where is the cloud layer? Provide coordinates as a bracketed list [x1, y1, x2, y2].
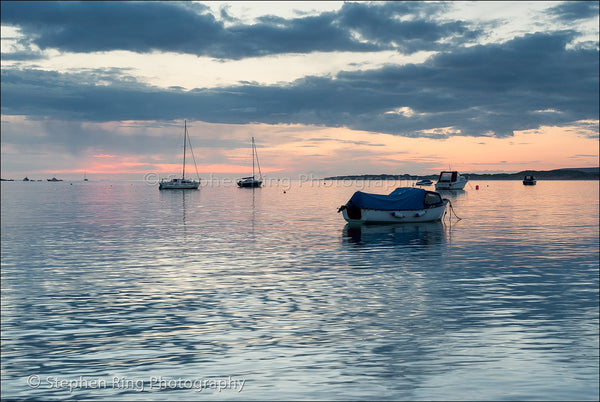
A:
[1, 1, 598, 142]
[1, 2, 479, 59]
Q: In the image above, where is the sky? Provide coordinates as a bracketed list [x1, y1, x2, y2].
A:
[1, 1, 598, 180]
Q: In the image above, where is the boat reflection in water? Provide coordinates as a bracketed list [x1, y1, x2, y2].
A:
[342, 221, 446, 248]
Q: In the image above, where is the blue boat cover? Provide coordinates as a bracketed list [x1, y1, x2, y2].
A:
[347, 187, 427, 210]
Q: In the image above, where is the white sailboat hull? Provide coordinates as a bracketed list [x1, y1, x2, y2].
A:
[342, 201, 448, 224]
[159, 179, 199, 190]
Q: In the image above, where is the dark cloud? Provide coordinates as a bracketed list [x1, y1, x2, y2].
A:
[2, 30, 597, 139]
[336, 2, 480, 53]
[1, 1, 222, 55]
[1, 1, 480, 59]
[548, 1, 600, 22]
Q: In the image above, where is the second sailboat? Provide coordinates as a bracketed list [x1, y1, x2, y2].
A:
[237, 137, 263, 188]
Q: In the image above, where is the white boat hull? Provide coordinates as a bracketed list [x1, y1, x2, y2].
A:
[159, 179, 200, 190]
[435, 181, 467, 190]
[342, 200, 448, 224]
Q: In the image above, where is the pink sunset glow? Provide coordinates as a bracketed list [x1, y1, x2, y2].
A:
[18, 121, 596, 181]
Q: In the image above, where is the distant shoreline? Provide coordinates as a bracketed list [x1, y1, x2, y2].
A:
[324, 168, 599, 181]
[2, 168, 598, 182]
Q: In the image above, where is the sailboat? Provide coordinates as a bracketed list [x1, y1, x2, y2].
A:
[159, 120, 200, 190]
[237, 137, 263, 188]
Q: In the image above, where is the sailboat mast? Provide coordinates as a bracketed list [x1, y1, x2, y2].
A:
[182, 120, 187, 180]
[251, 136, 255, 179]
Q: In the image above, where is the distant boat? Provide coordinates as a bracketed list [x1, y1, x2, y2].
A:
[435, 171, 468, 190]
[415, 179, 433, 186]
[338, 187, 449, 224]
[47, 177, 63, 182]
[23, 177, 30, 182]
[522, 175, 536, 185]
[159, 120, 200, 190]
[237, 137, 263, 188]
[83, 171, 88, 181]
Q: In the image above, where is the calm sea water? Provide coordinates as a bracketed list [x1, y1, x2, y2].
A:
[1, 179, 598, 401]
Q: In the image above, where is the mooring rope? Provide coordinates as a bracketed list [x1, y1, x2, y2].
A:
[444, 199, 462, 221]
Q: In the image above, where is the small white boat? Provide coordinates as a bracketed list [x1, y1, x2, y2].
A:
[522, 175, 536, 185]
[338, 187, 449, 224]
[159, 120, 200, 190]
[415, 179, 433, 186]
[237, 137, 263, 188]
[435, 171, 468, 190]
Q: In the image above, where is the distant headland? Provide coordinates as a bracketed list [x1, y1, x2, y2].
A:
[324, 167, 599, 181]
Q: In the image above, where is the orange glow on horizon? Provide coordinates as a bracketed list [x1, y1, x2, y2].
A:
[5, 116, 597, 179]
